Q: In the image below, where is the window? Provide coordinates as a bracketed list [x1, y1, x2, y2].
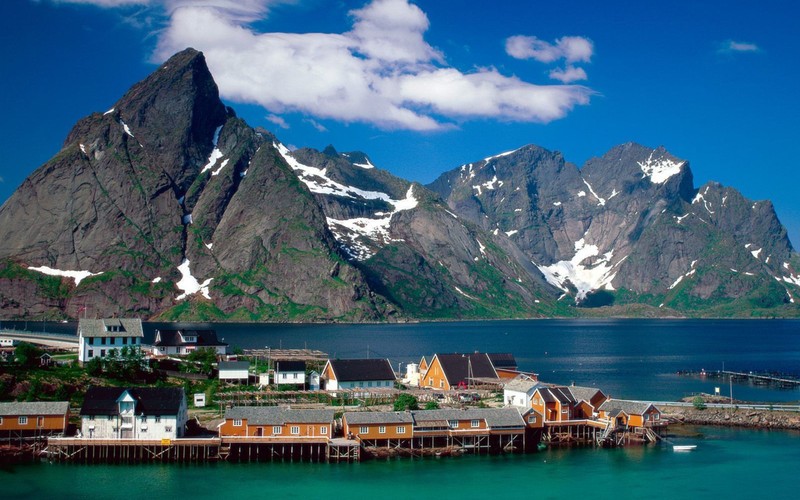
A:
[155, 416, 161, 423]
[18, 416, 28, 426]
[359, 426, 368, 434]
[107, 415, 113, 421]
[320, 426, 328, 435]
[448, 420, 458, 429]
[439, 380, 444, 388]
[0, 417, 3, 425]
[397, 426, 406, 434]
[141, 416, 147, 423]
[654, 414, 660, 420]
[100, 349, 106, 357]
[88, 350, 94, 358]
[122, 337, 128, 345]
[233, 419, 242, 427]
[290, 426, 300, 435]
[89, 415, 95, 421]
[367, 381, 373, 387]
[471, 419, 480, 428]
[88, 338, 94, 345]
[273, 426, 282, 435]
[101, 337, 106, 345]
[378, 426, 386, 434]
[293, 373, 298, 379]
[165, 426, 172, 433]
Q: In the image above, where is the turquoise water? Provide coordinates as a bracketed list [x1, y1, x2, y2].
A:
[3, 426, 799, 498]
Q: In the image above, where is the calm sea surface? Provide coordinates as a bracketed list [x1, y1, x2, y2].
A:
[2, 319, 800, 496]
[8, 318, 800, 401]
[4, 426, 800, 499]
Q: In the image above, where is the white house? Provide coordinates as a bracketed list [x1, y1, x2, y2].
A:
[219, 361, 250, 384]
[150, 329, 227, 356]
[503, 376, 541, 408]
[321, 358, 396, 391]
[78, 318, 144, 363]
[80, 387, 187, 440]
[274, 360, 306, 386]
[0, 337, 19, 347]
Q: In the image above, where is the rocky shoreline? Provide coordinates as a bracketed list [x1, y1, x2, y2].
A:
[662, 405, 800, 431]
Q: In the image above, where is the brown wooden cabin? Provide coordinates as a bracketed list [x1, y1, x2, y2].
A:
[531, 386, 577, 422]
[567, 386, 608, 418]
[418, 356, 429, 373]
[343, 411, 414, 442]
[0, 401, 70, 437]
[420, 353, 499, 391]
[220, 407, 334, 440]
[598, 400, 665, 429]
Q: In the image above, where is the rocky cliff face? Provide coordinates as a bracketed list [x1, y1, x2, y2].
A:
[429, 143, 799, 313]
[0, 49, 383, 321]
[0, 48, 797, 320]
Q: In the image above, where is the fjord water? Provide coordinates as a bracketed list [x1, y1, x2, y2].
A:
[5, 426, 799, 498]
[3, 319, 800, 496]
[157, 318, 800, 402]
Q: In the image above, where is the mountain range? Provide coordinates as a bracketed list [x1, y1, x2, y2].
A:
[1, 48, 797, 321]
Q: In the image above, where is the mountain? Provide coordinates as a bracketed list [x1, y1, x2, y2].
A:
[428, 143, 800, 315]
[0, 48, 797, 321]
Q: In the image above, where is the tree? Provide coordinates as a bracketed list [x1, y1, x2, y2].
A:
[692, 396, 707, 410]
[424, 400, 440, 410]
[393, 393, 419, 411]
[14, 342, 42, 367]
[85, 357, 103, 376]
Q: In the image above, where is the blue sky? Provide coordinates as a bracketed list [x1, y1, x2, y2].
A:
[1, 0, 798, 246]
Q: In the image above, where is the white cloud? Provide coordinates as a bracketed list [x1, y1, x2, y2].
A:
[718, 40, 760, 54]
[266, 114, 289, 129]
[548, 65, 587, 83]
[304, 119, 328, 132]
[57, 0, 595, 130]
[506, 34, 593, 83]
[506, 35, 593, 63]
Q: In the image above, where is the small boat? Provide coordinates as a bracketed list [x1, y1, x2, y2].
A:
[673, 445, 697, 452]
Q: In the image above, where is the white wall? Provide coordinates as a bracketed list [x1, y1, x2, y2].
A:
[79, 335, 142, 363]
[327, 379, 394, 391]
[276, 371, 305, 384]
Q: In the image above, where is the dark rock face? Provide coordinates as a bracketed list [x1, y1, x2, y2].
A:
[0, 49, 382, 321]
[429, 143, 799, 313]
[0, 48, 797, 320]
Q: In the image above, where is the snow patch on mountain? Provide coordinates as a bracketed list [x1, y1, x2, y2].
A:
[175, 259, 213, 300]
[638, 151, 684, 184]
[326, 186, 419, 261]
[582, 179, 606, 206]
[27, 265, 103, 286]
[535, 239, 618, 301]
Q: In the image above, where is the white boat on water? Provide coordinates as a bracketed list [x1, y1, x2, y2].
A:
[673, 445, 697, 452]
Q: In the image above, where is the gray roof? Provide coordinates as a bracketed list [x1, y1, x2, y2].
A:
[219, 361, 250, 371]
[504, 377, 540, 393]
[0, 401, 70, 416]
[536, 386, 576, 404]
[411, 407, 525, 428]
[78, 318, 143, 338]
[599, 399, 659, 415]
[568, 386, 605, 403]
[344, 411, 414, 425]
[225, 406, 334, 425]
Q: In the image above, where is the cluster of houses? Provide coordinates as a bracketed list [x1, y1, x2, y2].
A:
[3, 318, 666, 460]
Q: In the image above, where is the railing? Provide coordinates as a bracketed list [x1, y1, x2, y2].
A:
[621, 399, 800, 412]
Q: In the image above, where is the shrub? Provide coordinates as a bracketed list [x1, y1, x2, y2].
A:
[692, 396, 707, 410]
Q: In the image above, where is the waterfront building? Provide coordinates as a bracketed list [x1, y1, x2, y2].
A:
[420, 353, 499, 390]
[151, 329, 227, 356]
[487, 353, 520, 379]
[274, 360, 306, 386]
[79, 386, 188, 440]
[0, 401, 70, 437]
[321, 358, 396, 390]
[220, 407, 334, 439]
[77, 318, 143, 364]
[598, 399, 665, 429]
[218, 361, 250, 384]
[503, 376, 542, 408]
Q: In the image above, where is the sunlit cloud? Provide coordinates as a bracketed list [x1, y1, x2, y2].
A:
[49, 0, 595, 130]
[718, 39, 760, 54]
